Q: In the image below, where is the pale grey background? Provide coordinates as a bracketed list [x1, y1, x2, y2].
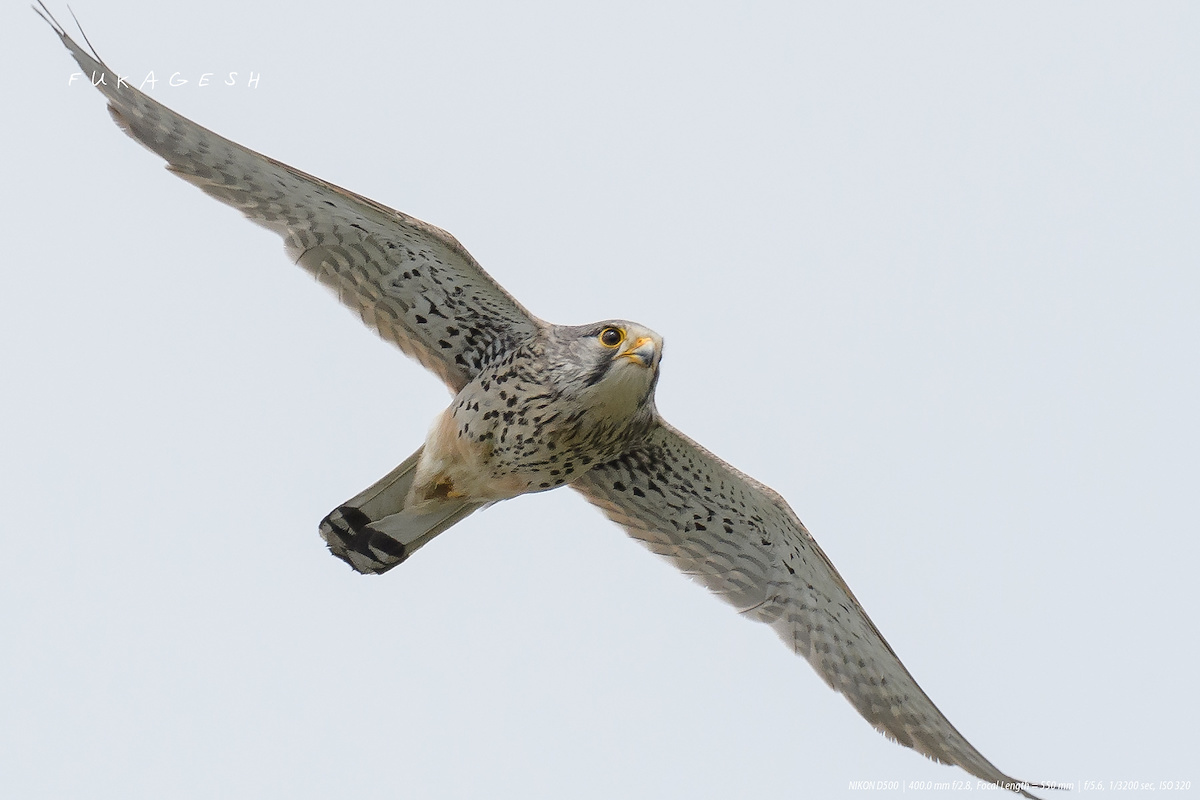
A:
[4, 1, 1197, 798]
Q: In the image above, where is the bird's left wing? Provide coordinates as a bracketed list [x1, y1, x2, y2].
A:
[571, 421, 1047, 798]
[39, 6, 540, 394]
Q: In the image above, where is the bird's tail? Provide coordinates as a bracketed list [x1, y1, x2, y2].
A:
[320, 447, 481, 574]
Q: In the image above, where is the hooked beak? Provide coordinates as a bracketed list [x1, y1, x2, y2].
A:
[619, 336, 657, 368]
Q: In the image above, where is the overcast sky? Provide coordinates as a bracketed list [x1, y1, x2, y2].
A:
[4, 2, 1197, 798]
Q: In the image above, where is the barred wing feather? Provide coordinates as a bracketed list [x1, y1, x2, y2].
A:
[40, 8, 539, 393]
[572, 421, 1044, 799]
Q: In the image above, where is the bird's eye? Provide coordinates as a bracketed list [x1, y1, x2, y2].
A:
[599, 327, 624, 348]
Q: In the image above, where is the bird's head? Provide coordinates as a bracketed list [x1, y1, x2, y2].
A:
[548, 320, 663, 414]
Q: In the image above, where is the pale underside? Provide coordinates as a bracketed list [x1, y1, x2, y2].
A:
[39, 6, 1048, 797]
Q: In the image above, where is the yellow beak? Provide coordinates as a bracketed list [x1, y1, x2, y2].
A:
[619, 336, 656, 367]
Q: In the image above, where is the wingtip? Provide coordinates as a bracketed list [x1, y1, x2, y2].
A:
[65, 3, 104, 62]
[37, 1, 111, 82]
[986, 774, 1074, 800]
[32, 0, 64, 37]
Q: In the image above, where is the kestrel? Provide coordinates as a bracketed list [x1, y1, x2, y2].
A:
[40, 6, 1052, 796]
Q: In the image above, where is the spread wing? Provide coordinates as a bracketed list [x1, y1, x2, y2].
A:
[572, 421, 1047, 798]
[39, 6, 540, 393]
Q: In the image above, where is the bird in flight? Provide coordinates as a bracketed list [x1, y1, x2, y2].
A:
[39, 5, 1053, 796]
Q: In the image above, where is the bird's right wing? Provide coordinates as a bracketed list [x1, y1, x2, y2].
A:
[40, 5, 540, 393]
[572, 420, 1049, 798]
